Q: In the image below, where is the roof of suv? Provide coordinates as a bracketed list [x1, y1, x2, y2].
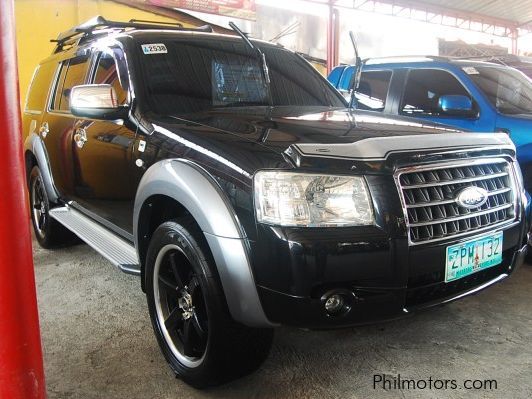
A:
[51, 15, 219, 54]
[51, 15, 284, 59]
[126, 29, 281, 49]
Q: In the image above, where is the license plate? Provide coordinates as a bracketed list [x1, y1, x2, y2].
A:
[445, 232, 503, 282]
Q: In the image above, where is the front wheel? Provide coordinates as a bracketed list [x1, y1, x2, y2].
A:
[145, 218, 273, 388]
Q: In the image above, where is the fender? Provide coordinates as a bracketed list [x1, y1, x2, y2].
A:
[24, 132, 60, 203]
[133, 159, 276, 328]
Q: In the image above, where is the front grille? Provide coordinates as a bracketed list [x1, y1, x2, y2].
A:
[396, 159, 517, 245]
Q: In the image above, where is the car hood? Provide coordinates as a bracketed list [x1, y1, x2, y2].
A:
[149, 106, 513, 168]
[153, 106, 462, 151]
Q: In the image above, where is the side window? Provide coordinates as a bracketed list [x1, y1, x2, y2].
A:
[25, 64, 55, 113]
[51, 63, 68, 110]
[51, 54, 90, 112]
[354, 71, 392, 112]
[92, 52, 128, 105]
[401, 69, 471, 116]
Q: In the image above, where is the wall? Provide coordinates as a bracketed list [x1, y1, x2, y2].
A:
[14, 0, 191, 106]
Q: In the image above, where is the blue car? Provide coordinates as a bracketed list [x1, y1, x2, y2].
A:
[328, 56, 532, 191]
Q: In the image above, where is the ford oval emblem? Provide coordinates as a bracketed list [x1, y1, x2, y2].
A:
[455, 186, 488, 209]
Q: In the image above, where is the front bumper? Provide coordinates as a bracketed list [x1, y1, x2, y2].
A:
[247, 158, 527, 329]
[251, 222, 526, 329]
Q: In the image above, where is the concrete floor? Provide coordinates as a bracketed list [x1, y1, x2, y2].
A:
[33, 238, 532, 399]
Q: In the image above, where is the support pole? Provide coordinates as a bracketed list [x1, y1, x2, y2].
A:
[326, 0, 339, 74]
[0, 0, 46, 398]
[511, 28, 519, 55]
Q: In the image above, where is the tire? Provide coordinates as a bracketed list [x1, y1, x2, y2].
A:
[28, 166, 74, 248]
[145, 217, 273, 388]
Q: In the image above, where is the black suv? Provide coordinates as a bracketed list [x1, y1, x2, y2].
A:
[23, 17, 528, 388]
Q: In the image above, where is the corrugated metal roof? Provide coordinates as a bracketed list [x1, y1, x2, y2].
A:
[417, 0, 532, 26]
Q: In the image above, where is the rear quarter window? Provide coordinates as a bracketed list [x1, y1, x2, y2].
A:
[25, 62, 56, 113]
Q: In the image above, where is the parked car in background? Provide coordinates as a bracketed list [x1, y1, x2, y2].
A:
[328, 57, 532, 192]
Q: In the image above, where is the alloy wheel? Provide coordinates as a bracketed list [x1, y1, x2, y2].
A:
[31, 176, 48, 239]
[153, 244, 208, 368]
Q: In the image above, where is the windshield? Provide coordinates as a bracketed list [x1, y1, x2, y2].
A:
[468, 66, 532, 115]
[137, 38, 345, 116]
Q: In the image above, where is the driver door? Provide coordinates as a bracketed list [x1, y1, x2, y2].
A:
[70, 48, 137, 237]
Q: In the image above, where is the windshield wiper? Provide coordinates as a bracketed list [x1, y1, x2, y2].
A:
[229, 22, 273, 107]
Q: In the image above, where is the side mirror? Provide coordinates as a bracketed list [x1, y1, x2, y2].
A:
[70, 84, 128, 120]
[438, 94, 476, 117]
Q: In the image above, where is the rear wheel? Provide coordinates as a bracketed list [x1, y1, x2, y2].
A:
[29, 166, 73, 248]
[145, 218, 273, 388]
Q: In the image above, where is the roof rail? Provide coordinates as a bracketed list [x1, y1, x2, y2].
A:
[457, 54, 521, 62]
[364, 55, 450, 64]
[51, 15, 213, 54]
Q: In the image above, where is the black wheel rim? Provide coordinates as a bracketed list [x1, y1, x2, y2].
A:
[31, 176, 48, 239]
[153, 244, 208, 367]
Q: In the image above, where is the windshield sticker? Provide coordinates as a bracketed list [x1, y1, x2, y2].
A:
[211, 61, 268, 106]
[462, 66, 480, 75]
[141, 43, 168, 54]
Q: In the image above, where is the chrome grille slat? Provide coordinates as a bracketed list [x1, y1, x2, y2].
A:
[395, 159, 517, 245]
[405, 187, 512, 208]
[401, 171, 509, 189]
[408, 203, 513, 227]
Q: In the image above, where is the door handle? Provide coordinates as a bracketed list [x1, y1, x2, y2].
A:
[39, 122, 49, 138]
[74, 128, 88, 149]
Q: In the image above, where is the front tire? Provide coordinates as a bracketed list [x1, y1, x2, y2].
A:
[145, 218, 273, 388]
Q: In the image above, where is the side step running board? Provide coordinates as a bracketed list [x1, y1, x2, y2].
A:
[49, 207, 140, 275]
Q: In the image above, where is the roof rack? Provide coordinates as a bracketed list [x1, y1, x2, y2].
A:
[51, 15, 213, 54]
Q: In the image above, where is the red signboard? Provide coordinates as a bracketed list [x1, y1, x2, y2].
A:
[146, 0, 256, 20]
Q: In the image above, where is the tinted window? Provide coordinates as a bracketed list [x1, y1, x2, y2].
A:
[468, 66, 532, 115]
[138, 39, 345, 116]
[92, 52, 128, 105]
[52, 54, 90, 111]
[354, 70, 392, 111]
[51, 63, 68, 110]
[25, 64, 56, 112]
[401, 69, 471, 116]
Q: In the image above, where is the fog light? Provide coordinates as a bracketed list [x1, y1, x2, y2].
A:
[321, 289, 357, 316]
[324, 294, 344, 314]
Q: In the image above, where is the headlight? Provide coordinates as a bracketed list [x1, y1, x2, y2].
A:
[254, 171, 374, 227]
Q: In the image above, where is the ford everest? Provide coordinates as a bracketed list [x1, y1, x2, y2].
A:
[23, 18, 528, 387]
